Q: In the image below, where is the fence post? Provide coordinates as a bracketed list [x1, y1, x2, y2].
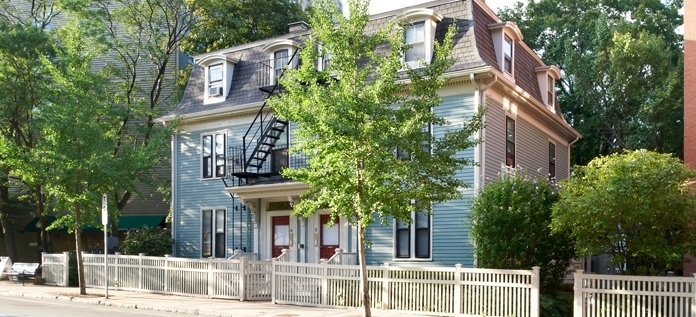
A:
[207, 257, 213, 298]
[573, 270, 584, 317]
[114, 252, 120, 289]
[63, 251, 70, 287]
[531, 266, 540, 317]
[240, 257, 247, 302]
[321, 261, 328, 306]
[271, 258, 277, 304]
[138, 253, 144, 291]
[381, 263, 390, 310]
[454, 264, 462, 314]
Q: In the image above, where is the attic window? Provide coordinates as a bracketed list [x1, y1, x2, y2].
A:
[535, 65, 561, 112]
[547, 75, 554, 107]
[503, 35, 513, 74]
[400, 9, 443, 68]
[196, 54, 240, 105]
[488, 22, 523, 81]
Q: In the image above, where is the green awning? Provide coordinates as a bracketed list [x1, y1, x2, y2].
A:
[117, 215, 166, 231]
[23, 215, 166, 232]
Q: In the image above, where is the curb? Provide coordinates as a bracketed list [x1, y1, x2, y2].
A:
[0, 291, 236, 317]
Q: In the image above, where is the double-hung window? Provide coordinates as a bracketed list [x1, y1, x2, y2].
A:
[405, 21, 426, 65]
[208, 63, 223, 97]
[503, 35, 513, 74]
[547, 75, 555, 108]
[506, 117, 515, 167]
[273, 49, 289, 83]
[202, 208, 226, 258]
[202, 133, 226, 178]
[395, 210, 431, 259]
[549, 142, 556, 180]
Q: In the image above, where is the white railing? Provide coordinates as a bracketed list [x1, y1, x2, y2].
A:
[272, 261, 540, 317]
[275, 249, 290, 262]
[321, 248, 358, 265]
[82, 253, 271, 301]
[41, 252, 69, 287]
[574, 270, 696, 317]
[228, 249, 259, 261]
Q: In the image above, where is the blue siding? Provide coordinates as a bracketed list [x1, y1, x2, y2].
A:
[174, 123, 255, 258]
[365, 94, 477, 267]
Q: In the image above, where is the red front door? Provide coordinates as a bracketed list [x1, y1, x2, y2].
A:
[320, 215, 340, 260]
[272, 216, 290, 258]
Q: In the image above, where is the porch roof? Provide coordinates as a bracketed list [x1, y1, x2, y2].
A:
[226, 181, 309, 202]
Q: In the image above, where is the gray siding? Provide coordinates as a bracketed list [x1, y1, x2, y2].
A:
[366, 94, 477, 267]
[174, 124, 255, 258]
[483, 99, 506, 182]
[516, 117, 552, 179]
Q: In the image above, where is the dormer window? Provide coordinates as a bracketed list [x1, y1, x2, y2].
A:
[400, 9, 443, 68]
[196, 54, 239, 105]
[262, 40, 300, 89]
[503, 35, 513, 74]
[208, 63, 223, 96]
[547, 75, 555, 107]
[488, 22, 523, 81]
[535, 65, 561, 112]
[405, 21, 425, 64]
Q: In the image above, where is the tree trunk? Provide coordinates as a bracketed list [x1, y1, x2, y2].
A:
[0, 173, 18, 262]
[36, 186, 52, 254]
[358, 225, 371, 317]
[74, 202, 87, 295]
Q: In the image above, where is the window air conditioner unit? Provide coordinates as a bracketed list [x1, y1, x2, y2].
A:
[209, 86, 223, 97]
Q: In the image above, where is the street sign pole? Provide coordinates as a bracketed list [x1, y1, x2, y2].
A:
[102, 193, 108, 299]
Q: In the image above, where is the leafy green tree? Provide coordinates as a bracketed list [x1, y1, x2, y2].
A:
[269, 1, 483, 315]
[552, 150, 696, 275]
[180, 0, 306, 54]
[0, 20, 56, 261]
[33, 22, 130, 295]
[120, 226, 173, 256]
[470, 169, 575, 293]
[64, 0, 185, 228]
[499, 0, 683, 165]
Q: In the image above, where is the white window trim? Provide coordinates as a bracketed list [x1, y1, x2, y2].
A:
[392, 211, 433, 262]
[488, 22, 523, 82]
[535, 65, 561, 113]
[263, 40, 300, 86]
[505, 115, 516, 168]
[196, 54, 239, 105]
[400, 9, 443, 69]
[201, 207, 227, 259]
[200, 131, 227, 180]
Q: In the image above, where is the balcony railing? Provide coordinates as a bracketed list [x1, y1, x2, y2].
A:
[227, 143, 309, 183]
[257, 56, 292, 89]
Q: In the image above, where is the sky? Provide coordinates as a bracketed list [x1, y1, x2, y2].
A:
[367, 0, 525, 15]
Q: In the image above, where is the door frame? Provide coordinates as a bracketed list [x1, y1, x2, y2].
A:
[265, 209, 294, 261]
[309, 212, 348, 263]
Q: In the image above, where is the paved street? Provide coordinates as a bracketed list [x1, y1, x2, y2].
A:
[0, 296, 186, 317]
[0, 281, 425, 317]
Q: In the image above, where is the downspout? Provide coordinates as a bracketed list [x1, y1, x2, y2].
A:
[170, 131, 177, 257]
[472, 74, 497, 191]
[567, 134, 581, 178]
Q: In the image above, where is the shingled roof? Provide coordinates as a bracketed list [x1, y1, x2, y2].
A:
[168, 0, 563, 121]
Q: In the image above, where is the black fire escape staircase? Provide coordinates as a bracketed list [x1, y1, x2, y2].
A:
[227, 50, 298, 186]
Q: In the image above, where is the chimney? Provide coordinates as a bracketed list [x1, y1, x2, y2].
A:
[288, 21, 310, 33]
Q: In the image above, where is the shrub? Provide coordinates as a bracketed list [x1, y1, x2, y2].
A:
[470, 168, 575, 293]
[120, 226, 173, 256]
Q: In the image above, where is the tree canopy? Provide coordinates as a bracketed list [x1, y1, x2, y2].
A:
[180, 0, 306, 54]
[499, 0, 683, 165]
[551, 150, 696, 275]
[269, 0, 483, 315]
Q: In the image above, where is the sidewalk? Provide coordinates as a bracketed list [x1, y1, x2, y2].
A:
[0, 280, 425, 317]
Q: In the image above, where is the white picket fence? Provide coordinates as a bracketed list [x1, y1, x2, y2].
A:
[574, 270, 696, 317]
[272, 261, 540, 317]
[82, 253, 272, 301]
[41, 252, 70, 286]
